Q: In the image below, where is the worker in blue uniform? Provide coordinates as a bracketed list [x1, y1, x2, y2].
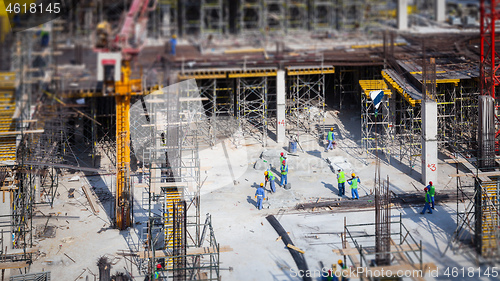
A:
[255, 183, 266, 210]
[170, 34, 177, 55]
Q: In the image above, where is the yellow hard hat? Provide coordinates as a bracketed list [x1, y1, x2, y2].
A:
[260, 183, 264, 187]
[351, 173, 355, 177]
[330, 127, 334, 131]
[338, 259, 343, 264]
[264, 171, 268, 176]
[172, 34, 177, 39]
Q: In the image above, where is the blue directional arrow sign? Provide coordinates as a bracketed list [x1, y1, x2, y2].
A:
[369, 90, 384, 117]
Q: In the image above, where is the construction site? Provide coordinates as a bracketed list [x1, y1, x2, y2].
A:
[0, 0, 499, 280]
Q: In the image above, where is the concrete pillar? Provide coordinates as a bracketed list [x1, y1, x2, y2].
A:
[421, 100, 438, 185]
[397, 0, 408, 30]
[435, 0, 446, 23]
[276, 70, 286, 144]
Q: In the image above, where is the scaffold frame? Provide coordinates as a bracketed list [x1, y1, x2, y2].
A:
[286, 69, 328, 137]
[236, 76, 269, 146]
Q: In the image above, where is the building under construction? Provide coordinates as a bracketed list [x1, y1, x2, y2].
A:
[0, 0, 498, 280]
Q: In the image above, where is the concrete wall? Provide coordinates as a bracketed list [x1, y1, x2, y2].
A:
[421, 100, 438, 185]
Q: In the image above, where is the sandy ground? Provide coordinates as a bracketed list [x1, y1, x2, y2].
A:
[20, 108, 484, 281]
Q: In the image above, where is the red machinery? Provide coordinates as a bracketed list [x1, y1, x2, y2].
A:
[480, 1, 500, 143]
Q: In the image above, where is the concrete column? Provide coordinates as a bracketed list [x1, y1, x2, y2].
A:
[276, 70, 286, 144]
[435, 0, 446, 23]
[397, 0, 408, 30]
[421, 100, 438, 185]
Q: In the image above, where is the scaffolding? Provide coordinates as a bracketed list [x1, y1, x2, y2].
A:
[286, 66, 332, 138]
[310, 0, 336, 31]
[182, 0, 201, 35]
[236, 75, 269, 146]
[197, 78, 236, 147]
[339, 0, 365, 30]
[130, 80, 219, 279]
[201, 0, 225, 35]
[359, 79, 393, 162]
[444, 159, 500, 262]
[264, 0, 285, 33]
[286, 0, 308, 31]
[160, 0, 178, 36]
[382, 69, 422, 170]
[239, 0, 263, 34]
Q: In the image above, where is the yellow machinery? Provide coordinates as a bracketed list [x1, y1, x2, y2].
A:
[114, 60, 142, 230]
[95, 21, 112, 49]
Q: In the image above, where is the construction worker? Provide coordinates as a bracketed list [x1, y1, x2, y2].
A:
[420, 187, 432, 214]
[170, 34, 177, 55]
[338, 260, 349, 281]
[155, 263, 162, 279]
[280, 152, 286, 163]
[347, 173, 360, 200]
[326, 127, 336, 151]
[427, 181, 436, 209]
[280, 160, 288, 188]
[255, 183, 266, 210]
[337, 169, 346, 197]
[264, 170, 276, 193]
[322, 265, 338, 281]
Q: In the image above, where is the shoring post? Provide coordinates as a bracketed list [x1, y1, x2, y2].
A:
[400, 213, 402, 244]
[343, 216, 347, 266]
[419, 240, 423, 272]
[359, 244, 363, 268]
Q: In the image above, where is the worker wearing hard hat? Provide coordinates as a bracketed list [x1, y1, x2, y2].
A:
[426, 181, 435, 209]
[280, 160, 288, 188]
[255, 183, 266, 210]
[155, 263, 162, 279]
[325, 127, 336, 151]
[264, 170, 276, 193]
[280, 152, 286, 163]
[347, 173, 361, 200]
[337, 169, 346, 197]
[337, 260, 349, 281]
[170, 34, 177, 55]
[420, 187, 433, 215]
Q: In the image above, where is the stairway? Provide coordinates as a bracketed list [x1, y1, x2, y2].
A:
[481, 181, 499, 257]
[164, 187, 182, 270]
[0, 72, 16, 162]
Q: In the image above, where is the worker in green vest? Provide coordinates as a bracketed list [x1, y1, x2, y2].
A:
[420, 187, 433, 214]
[264, 170, 276, 193]
[326, 127, 336, 151]
[280, 160, 288, 188]
[280, 152, 286, 163]
[337, 169, 346, 197]
[426, 181, 436, 209]
[348, 173, 360, 200]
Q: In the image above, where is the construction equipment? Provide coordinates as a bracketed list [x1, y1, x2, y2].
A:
[92, 0, 155, 230]
[95, 21, 111, 49]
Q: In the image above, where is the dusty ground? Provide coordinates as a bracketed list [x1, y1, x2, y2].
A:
[19, 108, 483, 281]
